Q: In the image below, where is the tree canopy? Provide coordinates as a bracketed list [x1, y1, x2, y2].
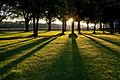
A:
[1, 0, 120, 36]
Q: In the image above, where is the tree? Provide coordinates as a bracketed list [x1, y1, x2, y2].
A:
[77, 20, 82, 34]
[118, 20, 120, 34]
[109, 19, 114, 35]
[0, 0, 13, 22]
[29, 0, 44, 37]
[11, 0, 32, 32]
[99, 21, 103, 31]
[75, 0, 86, 34]
[43, 0, 60, 31]
[57, 0, 68, 35]
[114, 0, 120, 34]
[23, 11, 32, 32]
[67, 0, 78, 34]
[84, 0, 104, 34]
[103, 24, 105, 34]
[84, 18, 90, 31]
[103, 0, 120, 34]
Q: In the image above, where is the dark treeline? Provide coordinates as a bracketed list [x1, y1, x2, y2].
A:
[0, 0, 120, 37]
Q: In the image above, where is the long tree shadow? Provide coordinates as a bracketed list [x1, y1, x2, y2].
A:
[44, 39, 72, 80]
[46, 35, 89, 80]
[85, 35, 120, 59]
[90, 35, 120, 47]
[0, 33, 61, 62]
[0, 37, 50, 62]
[0, 34, 33, 40]
[39, 34, 89, 80]
[0, 32, 61, 47]
[0, 38, 33, 47]
[0, 31, 25, 36]
[71, 34, 89, 80]
[0, 34, 61, 76]
[0, 31, 47, 37]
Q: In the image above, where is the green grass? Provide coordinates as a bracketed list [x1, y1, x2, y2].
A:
[0, 31, 120, 80]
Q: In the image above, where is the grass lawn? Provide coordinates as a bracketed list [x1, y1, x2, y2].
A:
[0, 31, 120, 80]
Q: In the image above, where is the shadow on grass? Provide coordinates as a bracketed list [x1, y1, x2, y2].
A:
[0, 34, 33, 40]
[0, 34, 61, 76]
[45, 34, 89, 80]
[0, 31, 47, 37]
[0, 37, 49, 62]
[85, 35, 120, 59]
[0, 31, 61, 40]
[45, 39, 72, 80]
[0, 31, 32, 38]
[0, 33, 62, 62]
[90, 35, 120, 47]
[0, 38, 33, 47]
[71, 34, 89, 80]
[0, 31, 24, 34]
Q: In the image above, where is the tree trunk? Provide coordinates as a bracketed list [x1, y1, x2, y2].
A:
[78, 20, 82, 34]
[0, 19, 2, 22]
[25, 19, 29, 32]
[109, 20, 114, 35]
[118, 20, 120, 34]
[114, 21, 118, 33]
[87, 22, 89, 31]
[64, 21, 67, 31]
[33, 15, 36, 37]
[93, 23, 96, 34]
[114, 26, 118, 33]
[103, 24, 105, 34]
[100, 21, 102, 31]
[34, 14, 39, 37]
[72, 21, 74, 34]
[0, 16, 6, 22]
[48, 18, 51, 31]
[62, 21, 65, 35]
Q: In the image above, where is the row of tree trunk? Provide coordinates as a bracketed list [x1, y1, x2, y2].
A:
[24, 17, 120, 38]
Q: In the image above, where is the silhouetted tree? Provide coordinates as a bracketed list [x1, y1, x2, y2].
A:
[118, 21, 120, 34]
[43, 0, 60, 31]
[57, 0, 68, 34]
[0, 0, 13, 22]
[67, 0, 78, 34]
[103, 0, 120, 34]
[28, 0, 45, 37]
[77, 20, 82, 34]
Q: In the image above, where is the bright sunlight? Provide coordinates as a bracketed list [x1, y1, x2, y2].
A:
[68, 18, 73, 23]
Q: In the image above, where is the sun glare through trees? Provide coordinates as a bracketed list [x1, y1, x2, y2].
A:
[0, 0, 120, 80]
[68, 18, 73, 23]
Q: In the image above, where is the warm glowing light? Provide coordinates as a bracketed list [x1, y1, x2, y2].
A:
[68, 18, 73, 23]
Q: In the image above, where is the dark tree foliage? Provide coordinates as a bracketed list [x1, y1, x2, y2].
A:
[1, 0, 120, 37]
[43, 0, 61, 31]
[57, 0, 68, 34]
[29, 0, 45, 37]
[0, 0, 13, 22]
[13, 0, 32, 32]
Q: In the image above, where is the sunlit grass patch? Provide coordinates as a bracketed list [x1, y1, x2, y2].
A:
[38, 31, 61, 36]
[0, 34, 70, 80]
[91, 34, 120, 47]
[0, 31, 120, 80]
[86, 35, 120, 54]
[76, 35, 120, 80]
[0, 31, 32, 38]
